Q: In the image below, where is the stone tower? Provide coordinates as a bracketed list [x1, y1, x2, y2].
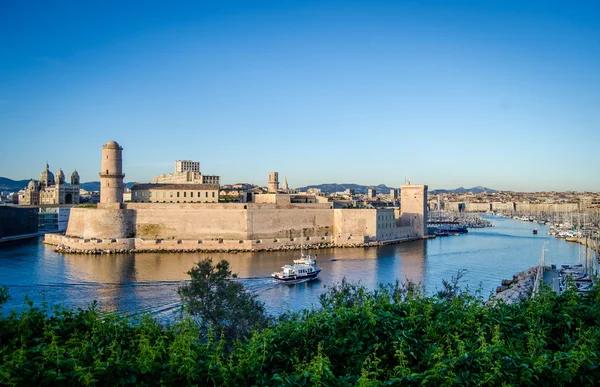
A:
[268, 172, 279, 193]
[400, 180, 428, 237]
[71, 170, 80, 186]
[99, 140, 125, 204]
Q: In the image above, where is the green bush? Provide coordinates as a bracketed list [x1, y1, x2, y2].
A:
[0, 277, 599, 385]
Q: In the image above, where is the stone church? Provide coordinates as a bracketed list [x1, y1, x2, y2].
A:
[19, 163, 81, 205]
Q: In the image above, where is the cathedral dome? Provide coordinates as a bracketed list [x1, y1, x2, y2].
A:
[57, 169, 65, 184]
[71, 170, 80, 186]
[103, 140, 121, 149]
[39, 163, 55, 186]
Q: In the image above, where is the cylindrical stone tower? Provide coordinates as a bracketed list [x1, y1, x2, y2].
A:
[268, 172, 279, 193]
[99, 140, 125, 204]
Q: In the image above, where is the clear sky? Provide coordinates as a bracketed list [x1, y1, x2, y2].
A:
[1, 0, 599, 191]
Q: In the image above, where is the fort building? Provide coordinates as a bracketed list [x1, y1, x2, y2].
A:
[130, 183, 220, 203]
[19, 164, 80, 205]
[153, 160, 221, 185]
[399, 181, 429, 237]
[45, 140, 429, 253]
[268, 172, 279, 193]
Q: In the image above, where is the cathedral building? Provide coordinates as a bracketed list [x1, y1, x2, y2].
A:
[19, 163, 81, 205]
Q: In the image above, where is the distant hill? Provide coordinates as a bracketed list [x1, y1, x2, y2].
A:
[0, 177, 136, 193]
[295, 183, 394, 194]
[79, 181, 137, 192]
[430, 186, 498, 194]
[0, 177, 31, 192]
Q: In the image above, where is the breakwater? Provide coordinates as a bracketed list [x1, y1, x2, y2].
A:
[489, 266, 538, 305]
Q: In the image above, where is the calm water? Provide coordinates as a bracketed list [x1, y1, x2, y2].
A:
[0, 215, 589, 318]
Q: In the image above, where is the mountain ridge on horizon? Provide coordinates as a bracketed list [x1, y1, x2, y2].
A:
[295, 183, 498, 194]
[0, 177, 136, 192]
[1, 176, 497, 194]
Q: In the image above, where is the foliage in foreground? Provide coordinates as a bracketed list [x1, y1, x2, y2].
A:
[177, 258, 270, 343]
[1, 279, 600, 385]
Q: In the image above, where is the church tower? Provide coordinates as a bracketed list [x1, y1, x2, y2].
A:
[268, 172, 279, 193]
[99, 140, 125, 204]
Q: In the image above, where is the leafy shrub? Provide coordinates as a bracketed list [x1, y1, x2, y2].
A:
[177, 258, 270, 344]
[1, 275, 600, 385]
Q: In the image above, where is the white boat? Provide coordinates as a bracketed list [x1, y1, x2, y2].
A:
[272, 253, 322, 283]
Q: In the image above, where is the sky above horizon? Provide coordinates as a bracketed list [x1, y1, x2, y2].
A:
[1, 0, 599, 192]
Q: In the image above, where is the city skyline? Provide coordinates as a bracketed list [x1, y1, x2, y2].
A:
[1, 1, 599, 191]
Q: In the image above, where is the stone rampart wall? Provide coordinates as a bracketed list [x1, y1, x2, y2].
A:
[133, 206, 248, 240]
[58, 202, 426, 253]
[515, 202, 580, 214]
[248, 207, 334, 239]
[491, 202, 515, 212]
[333, 209, 377, 238]
[66, 208, 135, 239]
[465, 202, 491, 212]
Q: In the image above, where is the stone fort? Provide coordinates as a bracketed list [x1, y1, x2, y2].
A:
[45, 140, 428, 253]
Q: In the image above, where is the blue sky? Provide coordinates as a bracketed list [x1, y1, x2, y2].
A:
[1, 0, 599, 191]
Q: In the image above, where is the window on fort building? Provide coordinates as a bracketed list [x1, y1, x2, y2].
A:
[170, 192, 173, 197]
[205, 192, 208, 197]
[190, 192, 193, 197]
[184, 192, 186, 198]
[212, 192, 215, 197]
[177, 192, 180, 197]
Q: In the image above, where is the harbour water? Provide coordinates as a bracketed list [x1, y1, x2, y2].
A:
[0, 215, 589, 319]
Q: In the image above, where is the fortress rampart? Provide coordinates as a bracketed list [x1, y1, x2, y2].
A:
[49, 202, 421, 253]
[45, 140, 428, 253]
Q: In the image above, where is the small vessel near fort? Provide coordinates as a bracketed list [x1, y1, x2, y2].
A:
[271, 253, 322, 283]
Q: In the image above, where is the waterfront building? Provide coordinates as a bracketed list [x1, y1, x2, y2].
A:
[390, 188, 398, 200]
[153, 160, 221, 185]
[130, 183, 220, 203]
[18, 163, 80, 205]
[367, 188, 377, 199]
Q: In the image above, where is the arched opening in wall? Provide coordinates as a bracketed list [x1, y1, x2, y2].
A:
[65, 193, 73, 204]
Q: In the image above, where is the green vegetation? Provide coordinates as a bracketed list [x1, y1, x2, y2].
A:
[75, 204, 97, 208]
[1, 265, 600, 385]
[178, 258, 270, 343]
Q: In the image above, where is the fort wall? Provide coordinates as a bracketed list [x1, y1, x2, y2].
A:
[247, 207, 334, 239]
[129, 204, 248, 240]
[66, 208, 134, 239]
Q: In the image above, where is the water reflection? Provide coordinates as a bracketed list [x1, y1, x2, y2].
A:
[0, 216, 589, 318]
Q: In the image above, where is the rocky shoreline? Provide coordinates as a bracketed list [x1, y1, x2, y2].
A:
[52, 237, 426, 255]
[488, 266, 538, 305]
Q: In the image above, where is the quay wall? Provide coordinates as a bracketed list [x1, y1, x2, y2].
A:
[45, 233, 135, 250]
[45, 233, 420, 253]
